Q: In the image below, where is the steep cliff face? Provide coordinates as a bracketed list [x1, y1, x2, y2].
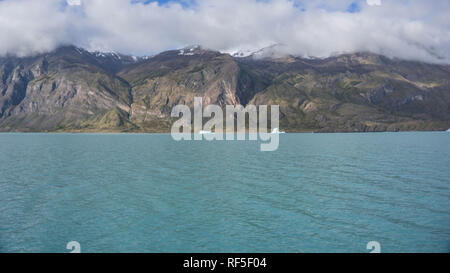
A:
[0, 46, 449, 132]
[0, 46, 133, 131]
[245, 53, 450, 132]
[119, 48, 240, 120]
[117, 46, 269, 131]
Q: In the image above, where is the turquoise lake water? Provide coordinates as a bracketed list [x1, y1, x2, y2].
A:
[0, 132, 449, 253]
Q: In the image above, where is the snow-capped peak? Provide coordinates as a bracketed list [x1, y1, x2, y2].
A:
[222, 44, 291, 59]
[86, 49, 151, 63]
[90, 50, 121, 59]
[178, 45, 202, 56]
[221, 46, 261, 58]
[229, 49, 256, 58]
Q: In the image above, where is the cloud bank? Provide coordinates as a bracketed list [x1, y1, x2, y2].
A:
[0, 0, 449, 64]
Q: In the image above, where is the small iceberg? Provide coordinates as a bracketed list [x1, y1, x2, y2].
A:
[271, 128, 285, 134]
[447, 128, 450, 132]
[199, 130, 212, 134]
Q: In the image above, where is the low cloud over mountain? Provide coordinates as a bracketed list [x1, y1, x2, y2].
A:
[0, 0, 449, 64]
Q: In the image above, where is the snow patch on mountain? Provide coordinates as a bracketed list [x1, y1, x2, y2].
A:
[86, 49, 150, 63]
[178, 45, 202, 56]
[222, 44, 292, 59]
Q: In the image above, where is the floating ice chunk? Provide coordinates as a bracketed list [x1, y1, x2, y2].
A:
[271, 128, 285, 134]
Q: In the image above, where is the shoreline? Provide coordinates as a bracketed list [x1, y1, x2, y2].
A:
[0, 130, 448, 134]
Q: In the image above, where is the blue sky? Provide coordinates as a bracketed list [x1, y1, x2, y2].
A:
[346, 2, 361, 13]
[132, 0, 192, 7]
[134, 0, 364, 13]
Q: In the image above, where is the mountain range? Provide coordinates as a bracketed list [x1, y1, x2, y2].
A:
[1, 45, 449, 132]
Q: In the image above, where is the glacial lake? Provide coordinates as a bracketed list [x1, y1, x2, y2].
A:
[0, 132, 449, 253]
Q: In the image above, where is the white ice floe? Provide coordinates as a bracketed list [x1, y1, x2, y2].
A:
[271, 128, 285, 134]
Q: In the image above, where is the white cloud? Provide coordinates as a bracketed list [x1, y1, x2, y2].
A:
[0, 0, 449, 64]
[367, 0, 382, 6]
[67, 0, 81, 6]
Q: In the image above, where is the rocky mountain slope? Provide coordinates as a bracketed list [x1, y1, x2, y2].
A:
[0, 45, 449, 132]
